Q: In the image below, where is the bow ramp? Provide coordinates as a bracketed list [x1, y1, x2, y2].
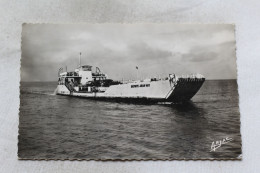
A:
[166, 76, 205, 102]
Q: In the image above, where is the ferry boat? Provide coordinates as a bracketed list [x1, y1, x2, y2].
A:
[56, 54, 205, 103]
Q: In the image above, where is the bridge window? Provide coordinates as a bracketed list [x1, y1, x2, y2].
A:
[145, 84, 150, 87]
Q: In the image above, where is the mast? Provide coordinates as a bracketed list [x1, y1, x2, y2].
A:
[136, 66, 139, 80]
[79, 52, 81, 68]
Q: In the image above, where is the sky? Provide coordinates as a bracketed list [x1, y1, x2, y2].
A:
[21, 24, 237, 81]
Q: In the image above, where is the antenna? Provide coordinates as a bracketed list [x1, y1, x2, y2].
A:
[136, 66, 139, 80]
[79, 52, 81, 67]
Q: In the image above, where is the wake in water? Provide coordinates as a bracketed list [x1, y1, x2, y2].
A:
[22, 88, 58, 96]
[52, 88, 58, 95]
[29, 91, 57, 96]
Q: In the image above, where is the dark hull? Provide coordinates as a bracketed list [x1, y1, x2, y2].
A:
[57, 93, 166, 104]
[167, 78, 205, 102]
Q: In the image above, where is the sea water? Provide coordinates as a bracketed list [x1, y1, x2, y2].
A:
[18, 80, 241, 159]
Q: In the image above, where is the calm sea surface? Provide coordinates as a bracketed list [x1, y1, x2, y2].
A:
[19, 80, 241, 159]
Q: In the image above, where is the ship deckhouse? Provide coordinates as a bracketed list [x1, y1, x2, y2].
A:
[77, 65, 93, 85]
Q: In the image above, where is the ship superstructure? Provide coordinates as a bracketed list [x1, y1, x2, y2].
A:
[56, 54, 205, 103]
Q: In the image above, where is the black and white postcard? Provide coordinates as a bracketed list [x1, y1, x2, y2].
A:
[19, 24, 241, 160]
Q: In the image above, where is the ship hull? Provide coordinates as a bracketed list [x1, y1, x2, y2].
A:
[56, 77, 205, 103]
[56, 93, 165, 104]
